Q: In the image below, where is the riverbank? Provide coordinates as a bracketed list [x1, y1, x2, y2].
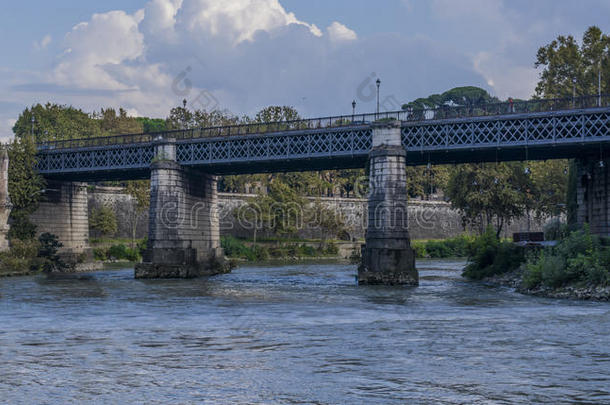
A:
[483, 268, 610, 301]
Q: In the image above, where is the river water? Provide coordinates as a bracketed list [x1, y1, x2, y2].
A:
[1, 260, 609, 404]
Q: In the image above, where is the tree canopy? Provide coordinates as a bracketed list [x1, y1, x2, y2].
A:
[535, 26, 610, 99]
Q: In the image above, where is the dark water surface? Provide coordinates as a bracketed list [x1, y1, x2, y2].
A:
[1, 260, 609, 404]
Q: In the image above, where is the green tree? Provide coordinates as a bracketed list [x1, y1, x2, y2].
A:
[90, 205, 118, 237]
[529, 160, 569, 220]
[253, 105, 301, 123]
[405, 165, 450, 200]
[125, 180, 150, 248]
[446, 163, 530, 237]
[6, 136, 45, 240]
[402, 86, 500, 111]
[37, 232, 67, 273]
[307, 199, 346, 247]
[137, 117, 167, 133]
[535, 26, 610, 99]
[12, 103, 102, 142]
[95, 107, 143, 135]
[166, 100, 194, 130]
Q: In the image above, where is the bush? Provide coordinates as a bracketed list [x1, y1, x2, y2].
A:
[424, 240, 452, 258]
[37, 233, 67, 273]
[522, 226, 610, 289]
[8, 210, 37, 241]
[0, 233, 68, 274]
[411, 235, 475, 259]
[323, 242, 339, 255]
[462, 227, 525, 280]
[221, 236, 249, 257]
[107, 244, 140, 262]
[89, 205, 118, 237]
[411, 241, 427, 258]
[93, 247, 107, 261]
[0, 238, 40, 274]
[543, 219, 570, 241]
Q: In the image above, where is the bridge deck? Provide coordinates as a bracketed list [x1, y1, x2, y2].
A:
[36, 101, 610, 181]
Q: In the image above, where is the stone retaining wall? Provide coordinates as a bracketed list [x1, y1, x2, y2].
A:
[89, 187, 551, 241]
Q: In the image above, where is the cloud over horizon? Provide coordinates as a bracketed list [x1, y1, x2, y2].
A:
[2, 0, 609, 141]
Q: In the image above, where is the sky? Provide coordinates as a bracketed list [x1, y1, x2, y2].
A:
[1, 0, 610, 141]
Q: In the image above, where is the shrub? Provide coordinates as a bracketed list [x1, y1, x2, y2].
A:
[411, 241, 427, 258]
[221, 236, 249, 257]
[90, 205, 118, 237]
[462, 227, 525, 280]
[107, 244, 140, 262]
[0, 238, 40, 274]
[93, 248, 107, 261]
[425, 240, 452, 258]
[37, 233, 67, 273]
[323, 242, 339, 255]
[8, 211, 38, 241]
[137, 238, 148, 256]
[522, 226, 610, 289]
[543, 219, 570, 241]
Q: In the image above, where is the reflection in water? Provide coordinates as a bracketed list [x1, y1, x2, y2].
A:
[1, 260, 609, 404]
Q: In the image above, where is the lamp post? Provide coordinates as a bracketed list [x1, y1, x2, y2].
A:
[572, 77, 576, 108]
[376, 78, 381, 118]
[351, 100, 356, 122]
[599, 59, 602, 107]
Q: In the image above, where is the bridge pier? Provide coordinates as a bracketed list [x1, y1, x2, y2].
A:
[29, 180, 91, 259]
[359, 120, 418, 285]
[576, 157, 610, 235]
[0, 148, 11, 251]
[135, 138, 228, 278]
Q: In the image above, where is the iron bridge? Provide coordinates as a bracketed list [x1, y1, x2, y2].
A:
[36, 95, 610, 181]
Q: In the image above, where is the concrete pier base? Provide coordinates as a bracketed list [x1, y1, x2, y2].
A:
[576, 157, 610, 235]
[359, 120, 418, 285]
[135, 138, 229, 279]
[30, 180, 91, 262]
[0, 148, 11, 252]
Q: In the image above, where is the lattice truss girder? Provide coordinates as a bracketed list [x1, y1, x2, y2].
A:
[401, 111, 610, 150]
[37, 145, 154, 172]
[175, 128, 372, 164]
[36, 111, 610, 175]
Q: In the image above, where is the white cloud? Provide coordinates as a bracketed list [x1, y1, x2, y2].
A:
[2, 0, 490, 138]
[327, 22, 357, 42]
[52, 10, 145, 90]
[428, 0, 536, 98]
[473, 51, 538, 98]
[34, 34, 52, 50]
[176, 0, 321, 44]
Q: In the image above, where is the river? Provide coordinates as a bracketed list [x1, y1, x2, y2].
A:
[1, 260, 608, 404]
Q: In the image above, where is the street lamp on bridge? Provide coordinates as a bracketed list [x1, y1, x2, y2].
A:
[352, 100, 356, 121]
[376, 78, 381, 118]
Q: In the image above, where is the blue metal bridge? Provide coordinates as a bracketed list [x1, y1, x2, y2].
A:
[36, 95, 610, 181]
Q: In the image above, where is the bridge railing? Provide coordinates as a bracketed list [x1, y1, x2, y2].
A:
[37, 94, 610, 150]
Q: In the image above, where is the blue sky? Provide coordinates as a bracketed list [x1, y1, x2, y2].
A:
[1, 0, 609, 140]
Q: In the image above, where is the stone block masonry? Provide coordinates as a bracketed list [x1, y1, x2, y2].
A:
[576, 157, 610, 235]
[359, 120, 418, 285]
[0, 148, 10, 252]
[29, 180, 91, 266]
[135, 138, 228, 278]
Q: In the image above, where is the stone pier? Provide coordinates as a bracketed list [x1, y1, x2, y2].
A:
[0, 148, 11, 251]
[135, 138, 228, 278]
[359, 120, 417, 285]
[576, 157, 610, 235]
[29, 180, 90, 259]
